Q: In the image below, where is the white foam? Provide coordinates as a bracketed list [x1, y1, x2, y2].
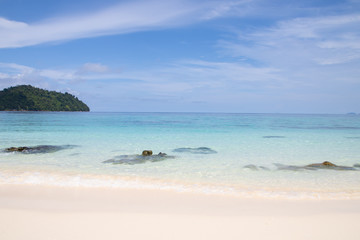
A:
[1, 170, 359, 200]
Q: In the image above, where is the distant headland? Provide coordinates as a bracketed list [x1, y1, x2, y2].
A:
[0, 85, 90, 112]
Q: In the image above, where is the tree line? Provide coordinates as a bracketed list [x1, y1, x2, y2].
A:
[0, 85, 90, 111]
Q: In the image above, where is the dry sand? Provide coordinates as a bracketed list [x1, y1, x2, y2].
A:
[1, 184, 360, 240]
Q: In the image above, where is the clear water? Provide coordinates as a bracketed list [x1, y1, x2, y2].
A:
[1, 112, 360, 199]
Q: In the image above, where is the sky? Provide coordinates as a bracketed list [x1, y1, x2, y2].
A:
[0, 0, 359, 113]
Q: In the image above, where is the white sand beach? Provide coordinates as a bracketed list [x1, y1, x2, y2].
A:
[1, 184, 360, 240]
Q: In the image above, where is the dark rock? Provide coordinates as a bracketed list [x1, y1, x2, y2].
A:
[173, 147, 217, 154]
[305, 161, 356, 170]
[142, 150, 153, 156]
[275, 161, 357, 171]
[354, 164, 360, 168]
[103, 153, 175, 165]
[305, 161, 336, 168]
[5, 147, 29, 152]
[4, 145, 76, 154]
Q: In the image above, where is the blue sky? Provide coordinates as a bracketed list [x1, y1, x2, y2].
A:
[0, 0, 359, 113]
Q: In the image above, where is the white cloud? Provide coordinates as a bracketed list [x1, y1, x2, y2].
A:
[0, 62, 119, 96]
[79, 63, 110, 73]
[0, 62, 118, 82]
[263, 14, 360, 40]
[205, 12, 360, 112]
[0, 62, 34, 73]
[221, 13, 360, 67]
[201, 0, 252, 19]
[0, 72, 10, 78]
[0, 17, 27, 29]
[1, 56, 359, 113]
[0, 0, 246, 48]
[0, 59, 283, 95]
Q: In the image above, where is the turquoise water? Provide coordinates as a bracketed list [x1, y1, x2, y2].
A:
[1, 112, 360, 199]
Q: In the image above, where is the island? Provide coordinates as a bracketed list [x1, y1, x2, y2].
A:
[0, 85, 90, 111]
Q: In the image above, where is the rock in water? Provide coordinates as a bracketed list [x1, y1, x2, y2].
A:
[306, 161, 336, 168]
[103, 152, 174, 165]
[274, 163, 309, 171]
[275, 161, 357, 171]
[243, 164, 258, 171]
[142, 150, 153, 156]
[5, 147, 29, 152]
[305, 161, 356, 170]
[4, 145, 76, 154]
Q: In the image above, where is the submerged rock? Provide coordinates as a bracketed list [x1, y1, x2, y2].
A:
[243, 164, 258, 171]
[103, 152, 174, 165]
[172, 147, 217, 154]
[4, 145, 76, 154]
[274, 163, 309, 171]
[275, 161, 357, 171]
[243, 164, 271, 171]
[305, 161, 356, 170]
[158, 152, 167, 157]
[305, 161, 336, 168]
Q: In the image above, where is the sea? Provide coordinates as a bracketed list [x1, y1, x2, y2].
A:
[1, 112, 360, 199]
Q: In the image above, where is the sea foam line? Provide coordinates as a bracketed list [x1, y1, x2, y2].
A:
[0, 170, 359, 200]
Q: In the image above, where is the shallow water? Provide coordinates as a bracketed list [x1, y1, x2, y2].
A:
[1, 112, 360, 199]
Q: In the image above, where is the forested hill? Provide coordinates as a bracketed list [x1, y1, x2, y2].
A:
[0, 85, 90, 111]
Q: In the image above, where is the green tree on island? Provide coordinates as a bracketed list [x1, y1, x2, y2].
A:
[0, 85, 90, 111]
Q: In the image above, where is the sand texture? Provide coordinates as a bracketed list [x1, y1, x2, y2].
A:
[1, 184, 360, 240]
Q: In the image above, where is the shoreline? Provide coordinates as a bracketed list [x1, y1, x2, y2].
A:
[1, 168, 360, 200]
[1, 184, 360, 239]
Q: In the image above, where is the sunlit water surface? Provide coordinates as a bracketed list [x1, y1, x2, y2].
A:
[1, 112, 360, 199]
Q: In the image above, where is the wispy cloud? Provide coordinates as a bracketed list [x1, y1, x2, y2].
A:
[79, 63, 109, 73]
[0, 18, 28, 29]
[263, 14, 360, 40]
[220, 13, 360, 67]
[0, 0, 247, 48]
[1, 55, 359, 113]
[0, 62, 118, 82]
[0, 59, 283, 102]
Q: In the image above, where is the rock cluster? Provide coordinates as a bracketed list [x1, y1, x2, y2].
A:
[275, 161, 357, 171]
[4, 145, 76, 154]
[103, 150, 174, 165]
